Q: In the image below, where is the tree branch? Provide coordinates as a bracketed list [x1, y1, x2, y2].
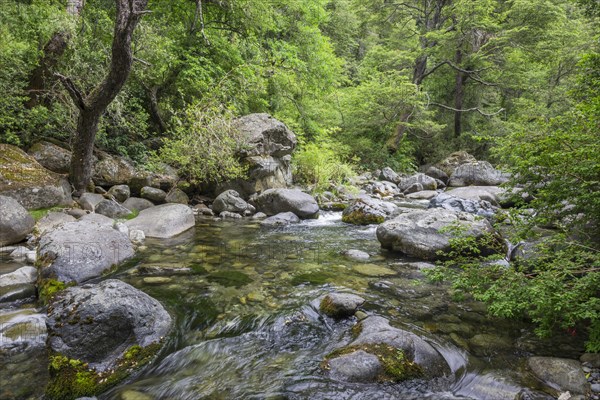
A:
[54, 73, 87, 111]
[430, 102, 504, 117]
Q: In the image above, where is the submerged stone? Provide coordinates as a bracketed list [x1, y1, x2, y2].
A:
[206, 271, 253, 288]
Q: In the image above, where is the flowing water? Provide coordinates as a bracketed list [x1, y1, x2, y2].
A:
[0, 212, 587, 399]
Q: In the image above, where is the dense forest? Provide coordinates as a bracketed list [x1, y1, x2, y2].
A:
[1, 0, 599, 397]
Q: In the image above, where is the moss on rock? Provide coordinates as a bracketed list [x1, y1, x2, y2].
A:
[341, 210, 385, 225]
[45, 342, 162, 400]
[321, 343, 423, 382]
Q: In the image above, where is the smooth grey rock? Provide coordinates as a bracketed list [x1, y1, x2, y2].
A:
[114, 222, 129, 236]
[352, 315, 449, 377]
[38, 220, 134, 284]
[108, 184, 130, 203]
[165, 188, 189, 204]
[47, 279, 171, 372]
[328, 350, 382, 383]
[580, 353, 600, 368]
[342, 196, 397, 225]
[377, 208, 501, 260]
[260, 211, 300, 226]
[449, 161, 509, 187]
[0, 144, 72, 209]
[320, 293, 365, 317]
[527, 357, 590, 396]
[364, 180, 400, 197]
[0, 266, 37, 303]
[141, 186, 167, 203]
[28, 141, 72, 174]
[213, 190, 250, 214]
[429, 192, 496, 219]
[406, 190, 438, 200]
[95, 199, 132, 218]
[122, 197, 154, 212]
[125, 203, 195, 238]
[251, 212, 267, 220]
[379, 167, 402, 184]
[343, 249, 370, 261]
[66, 208, 88, 218]
[78, 193, 105, 212]
[255, 188, 319, 219]
[399, 173, 437, 193]
[0, 195, 34, 246]
[9, 246, 29, 260]
[35, 212, 76, 236]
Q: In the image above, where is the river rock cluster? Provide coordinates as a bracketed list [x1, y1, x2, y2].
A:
[0, 116, 595, 399]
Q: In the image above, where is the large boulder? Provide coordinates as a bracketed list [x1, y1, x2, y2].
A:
[140, 186, 167, 203]
[125, 203, 195, 238]
[423, 166, 449, 184]
[27, 141, 72, 174]
[376, 208, 502, 260]
[129, 164, 179, 195]
[0, 195, 35, 246]
[342, 196, 397, 225]
[38, 220, 135, 285]
[107, 184, 130, 203]
[448, 161, 509, 187]
[217, 114, 297, 197]
[45, 280, 171, 397]
[260, 211, 300, 226]
[527, 357, 590, 396]
[213, 190, 251, 214]
[78, 192, 105, 211]
[0, 144, 72, 209]
[398, 173, 437, 194]
[379, 167, 402, 185]
[165, 188, 189, 205]
[122, 197, 155, 212]
[323, 316, 449, 383]
[92, 153, 137, 187]
[429, 192, 496, 219]
[435, 151, 477, 176]
[254, 188, 319, 219]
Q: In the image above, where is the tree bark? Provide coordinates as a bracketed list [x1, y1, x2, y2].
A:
[58, 0, 149, 193]
[453, 49, 466, 138]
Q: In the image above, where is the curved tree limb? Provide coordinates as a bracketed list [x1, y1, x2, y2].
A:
[430, 102, 505, 117]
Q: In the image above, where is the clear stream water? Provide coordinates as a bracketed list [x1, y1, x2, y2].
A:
[0, 212, 587, 399]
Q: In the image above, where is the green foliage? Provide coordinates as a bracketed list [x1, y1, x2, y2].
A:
[293, 128, 356, 191]
[154, 104, 249, 184]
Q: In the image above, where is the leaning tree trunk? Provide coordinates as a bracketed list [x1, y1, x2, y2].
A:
[57, 0, 149, 193]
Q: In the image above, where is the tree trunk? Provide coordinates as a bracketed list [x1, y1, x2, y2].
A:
[58, 0, 149, 193]
[453, 49, 467, 138]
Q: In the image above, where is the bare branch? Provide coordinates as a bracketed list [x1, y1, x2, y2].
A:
[54, 73, 87, 111]
[430, 102, 504, 117]
[133, 57, 152, 66]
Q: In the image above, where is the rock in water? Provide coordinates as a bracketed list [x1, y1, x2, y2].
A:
[328, 350, 382, 382]
[342, 196, 397, 225]
[527, 357, 591, 396]
[213, 190, 251, 214]
[320, 293, 365, 318]
[0, 144, 72, 209]
[0, 195, 35, 246]
[38, 220, 134, 285]
[255, 188, 319, 219]
[377, 208, 503, 260]
[429, 192, 496, 219]
[0, 266, 37, 303]
[260, 211, 300, 226]
[125, 203, 195, 238]
[46, 280, 171, 397]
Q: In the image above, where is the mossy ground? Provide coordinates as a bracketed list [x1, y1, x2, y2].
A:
[45, 343, 162, 400]
[321, 343, 423, 382]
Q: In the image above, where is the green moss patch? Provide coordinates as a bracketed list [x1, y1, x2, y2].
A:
[45, 343, 162, 400]
[290, 271, 334, 286]
[39, 279, 69, 304]
[321, 343, 423, 382]
[342, 211, 384, 225]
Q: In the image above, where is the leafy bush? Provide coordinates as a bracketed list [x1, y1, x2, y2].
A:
[292, 128, 356, 191]
[154, 104, 249, 184]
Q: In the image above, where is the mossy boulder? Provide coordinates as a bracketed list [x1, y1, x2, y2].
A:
[45, 280, 171, 399]
[342, 196, 396, 225]
[319, 293, 365, 318]
[0, 144, 72, 210]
